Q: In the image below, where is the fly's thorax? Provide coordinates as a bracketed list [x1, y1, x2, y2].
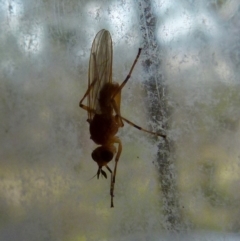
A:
[90, 114, 119, 145]
[98, 82, 120, 113]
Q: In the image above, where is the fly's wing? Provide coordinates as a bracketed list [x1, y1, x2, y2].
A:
[88, 29, 113, 121]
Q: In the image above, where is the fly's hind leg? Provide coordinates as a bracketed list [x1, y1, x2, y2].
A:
[79, 80, 96, 111]
[121, 116, 166, 138]
[110, 48, 142, 127]
[112, 48, 142, 99]
[111, 90, 124, 127]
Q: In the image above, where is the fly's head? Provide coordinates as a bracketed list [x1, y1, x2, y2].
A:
[91, 145, 116, 179]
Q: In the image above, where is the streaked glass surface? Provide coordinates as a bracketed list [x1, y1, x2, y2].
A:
[1, 0, 240, 240]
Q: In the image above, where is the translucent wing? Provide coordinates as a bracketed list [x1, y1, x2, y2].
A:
[88, 29, 113, 121]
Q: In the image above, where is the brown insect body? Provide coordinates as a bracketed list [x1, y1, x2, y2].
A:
[90, 81, 123, 144]
[90, 113, 118, 144]
[80, 29, 165, 208]
[80, 30, 124, 207]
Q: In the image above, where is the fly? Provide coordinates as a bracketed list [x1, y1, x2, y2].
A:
[79, 29, 166, 207]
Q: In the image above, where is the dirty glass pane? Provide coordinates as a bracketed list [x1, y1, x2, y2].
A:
[1, 0, 240, 240]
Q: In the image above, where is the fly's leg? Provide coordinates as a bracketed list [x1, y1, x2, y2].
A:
[79, 78, 97, 110]
[109, 137, 122, 208]
[121, 116, 166, 138]
[110, 48, 166, 138]
[110, 48, 142, 126]
[79, 53, 99, 118]
[105, 165, 114, 208]
[113, 137, 122, 183]
[111, 91, 124, 127]
[112, 48, 142, 99]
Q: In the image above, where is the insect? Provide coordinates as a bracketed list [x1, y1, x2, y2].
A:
[79, 29, 166, 208]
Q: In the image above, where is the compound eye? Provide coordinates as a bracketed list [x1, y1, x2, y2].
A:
[101, 150, 113, 162]
[91, 150, 99, 162]
[91, 147, 114, 163]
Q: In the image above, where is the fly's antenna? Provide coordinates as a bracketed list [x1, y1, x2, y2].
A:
[87, 172, 98, 181]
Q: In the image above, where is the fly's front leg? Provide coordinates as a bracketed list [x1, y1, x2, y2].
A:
[106, 165, 114, 208]
[112, 137, 122, 184]
[109, 137, 122, 208]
